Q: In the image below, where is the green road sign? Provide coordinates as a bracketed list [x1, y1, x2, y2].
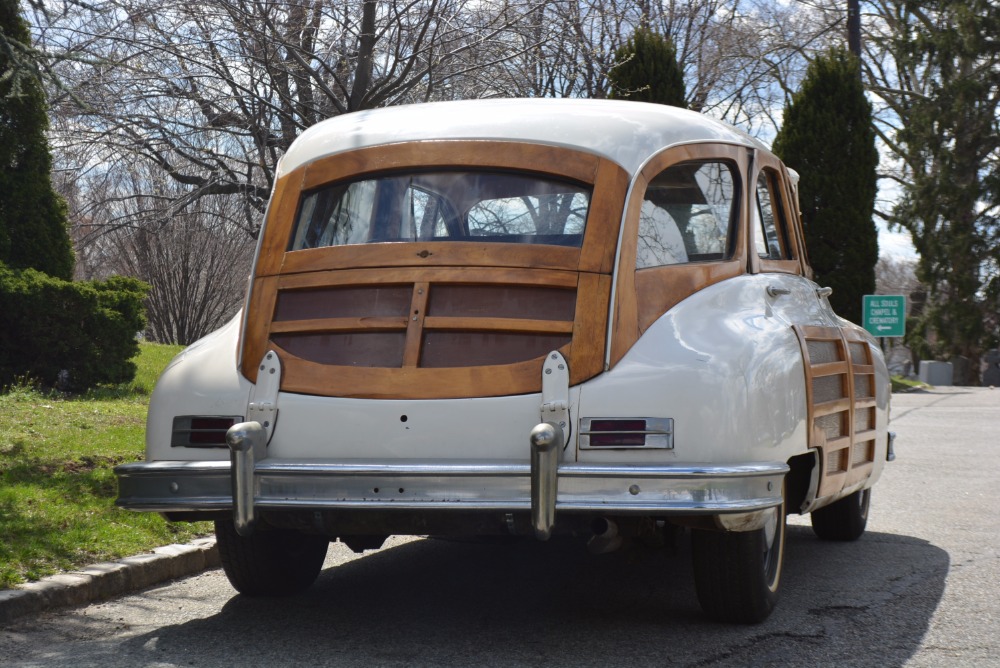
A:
[863, 295, 906, 337]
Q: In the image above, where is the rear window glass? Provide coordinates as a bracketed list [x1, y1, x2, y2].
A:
[289, 171, 591, 250]
[637, 160, 737, 268]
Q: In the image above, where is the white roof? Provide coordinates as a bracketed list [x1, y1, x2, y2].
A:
[278, 98, 765, 178]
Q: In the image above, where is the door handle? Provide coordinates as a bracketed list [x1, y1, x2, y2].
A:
[766, 285, 791, 297]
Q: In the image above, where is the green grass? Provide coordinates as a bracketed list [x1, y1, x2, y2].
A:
[891, 375, 928, 393]
[0, 342, 213, 587]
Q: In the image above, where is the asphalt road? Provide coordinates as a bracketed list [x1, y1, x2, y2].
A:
[2, 387, 998, 667]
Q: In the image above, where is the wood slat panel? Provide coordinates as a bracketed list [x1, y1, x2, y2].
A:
[581, 159, 629, 274]
[824, 435, 852, 451]
[796, 325, 844, 341]
[241, 277, 279, 383]
[571, 273, 612, 383]
[276, 345, 568, 399]
[795, 323, 884, 501]
[281, 243, 582, 275]
[403, 282, 429, 368]
[422, 316, 574, 334]
[276, 266, 580, 291]
[807, 361, 850, 378]
[812, 397, 852, 418]
[255, 168, 305, 278]
[853, 429, 879, 442]
[269, 317, 409, 334]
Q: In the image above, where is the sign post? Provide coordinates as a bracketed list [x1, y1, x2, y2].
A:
[862, 295, 906, 338]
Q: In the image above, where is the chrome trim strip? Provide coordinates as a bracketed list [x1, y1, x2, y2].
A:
[116, 459, 788, 516]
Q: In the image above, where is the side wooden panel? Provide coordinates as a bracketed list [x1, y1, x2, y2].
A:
[634, 261, 743, 333]
[570, 273, 612, 383]
[241, 277, 279, 384]
[255, 168, 305, 277]
[610, 143, 750, 367]
[794, 325, 878, 499]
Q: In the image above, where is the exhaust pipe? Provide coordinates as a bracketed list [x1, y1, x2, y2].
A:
[588, 518, 623, 554]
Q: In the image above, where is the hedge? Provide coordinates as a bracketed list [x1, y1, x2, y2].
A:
[0, 264, 150, 391]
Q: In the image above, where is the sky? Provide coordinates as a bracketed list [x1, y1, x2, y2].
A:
[877, 221, 916, 259]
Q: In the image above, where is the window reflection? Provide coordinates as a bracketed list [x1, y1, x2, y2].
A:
[289, 171, 590, 250]
[637, 161, 735, 268]
[754, 171, 787, 260]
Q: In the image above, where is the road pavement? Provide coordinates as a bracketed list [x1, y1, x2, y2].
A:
[1, 386, 998, 667]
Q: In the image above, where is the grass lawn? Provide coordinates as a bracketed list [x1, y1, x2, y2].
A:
[0, 343, 212, 588]
[891, 375, 929, 393]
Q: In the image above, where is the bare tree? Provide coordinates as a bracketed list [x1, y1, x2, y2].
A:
[42, 0, 538, 240]
[83, 163, 254, 344]
[35, 0, 859, 345]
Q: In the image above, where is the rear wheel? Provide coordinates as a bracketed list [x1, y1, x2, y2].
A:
[691, 503, 785, 624]
[215, 520, 329, 596]
[811, 488, 870, 541]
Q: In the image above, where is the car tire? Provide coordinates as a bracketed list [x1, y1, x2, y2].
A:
[214, 520, 329, 596]
[691, 503, 785, 624]
[810, 488, 870, 541]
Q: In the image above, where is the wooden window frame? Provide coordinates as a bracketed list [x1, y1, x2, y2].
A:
[610, 143, 750, 366]
[749, 152, 806, 276]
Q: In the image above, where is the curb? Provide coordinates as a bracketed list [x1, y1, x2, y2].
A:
[0, 537, 219, 625]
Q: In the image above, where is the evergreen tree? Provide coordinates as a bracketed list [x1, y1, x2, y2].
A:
[0, 0, 74, 280]
[607, 27, 686, 108]
[773, 48, 878, 321]
[883, 0, 1000, 383]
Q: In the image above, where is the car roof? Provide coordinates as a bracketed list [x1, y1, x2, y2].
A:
[278, 98, 766, 178]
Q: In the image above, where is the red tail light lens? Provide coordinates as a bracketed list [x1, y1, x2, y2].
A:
[171, 416, 243, 448]
[579, 418, 674, 449]
[588, 419, 648, 446]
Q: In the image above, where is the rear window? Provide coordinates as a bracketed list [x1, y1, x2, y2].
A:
[636, 160, 738, 268]
[289, 170, 591, 250]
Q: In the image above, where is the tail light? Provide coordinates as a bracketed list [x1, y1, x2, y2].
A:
[171, 416, 243, 448]
[579, 417, 673, 449]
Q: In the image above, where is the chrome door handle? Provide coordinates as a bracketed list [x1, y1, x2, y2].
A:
[766, 285, 791, 297]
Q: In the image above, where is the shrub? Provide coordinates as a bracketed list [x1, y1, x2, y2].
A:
[0, 264, 149, 391]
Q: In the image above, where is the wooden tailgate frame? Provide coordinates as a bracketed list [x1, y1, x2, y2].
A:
[241, 141, 628, 399]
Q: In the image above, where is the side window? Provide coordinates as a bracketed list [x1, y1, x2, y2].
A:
[753, 170, 790, 260]
[637, 161, 736, 269]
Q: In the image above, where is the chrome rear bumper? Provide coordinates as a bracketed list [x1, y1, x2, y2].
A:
[116, 423, 788, 536]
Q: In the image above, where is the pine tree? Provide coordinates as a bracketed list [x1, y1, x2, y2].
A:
[882, 0, 1000, 383]
[772, 48, 878, 322]
[0, 0, 74, 280]
[607, 28, 686, 108]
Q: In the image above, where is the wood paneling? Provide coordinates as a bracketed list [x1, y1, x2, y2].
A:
[280, 242, 582, 275]
[301, 141, 603, 192]
[242, 266, 610, 398]
[794, 325, 878, 499]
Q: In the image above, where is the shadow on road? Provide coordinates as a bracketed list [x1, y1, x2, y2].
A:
[120, 526, 947, 666]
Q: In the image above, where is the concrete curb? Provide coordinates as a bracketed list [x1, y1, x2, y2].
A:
[0, 537, 219, 625]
